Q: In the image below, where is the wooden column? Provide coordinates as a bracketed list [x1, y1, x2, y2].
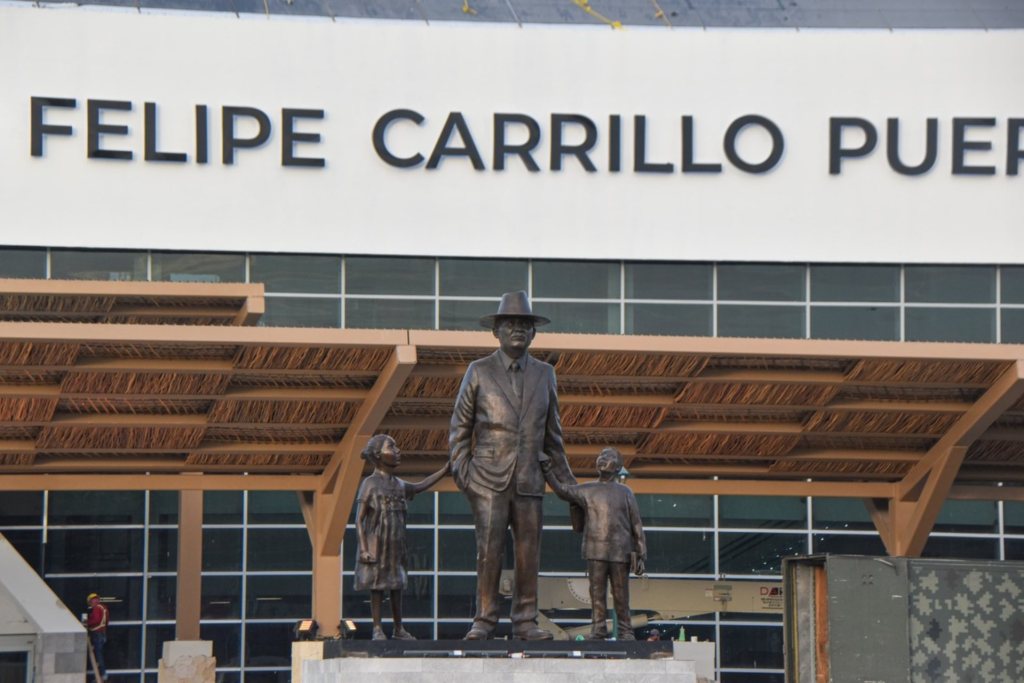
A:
[176, 489, 203, 640]
[312, 551, 341, 637]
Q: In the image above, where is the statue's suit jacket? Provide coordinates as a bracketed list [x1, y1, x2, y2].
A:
[449, 351, 573, 495]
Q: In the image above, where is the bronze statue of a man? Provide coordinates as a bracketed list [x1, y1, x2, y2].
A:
[449, 291, 576, 640]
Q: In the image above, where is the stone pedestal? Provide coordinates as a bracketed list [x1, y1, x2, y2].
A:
[157, 640, 216, 683]
[297, 639, 706, 683]
[672, 641, 716, 683]
[291, 640, 324, 683]
[303, 656, 697, 683]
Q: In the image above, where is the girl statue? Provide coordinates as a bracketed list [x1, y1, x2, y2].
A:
[354, 434, 449, 640]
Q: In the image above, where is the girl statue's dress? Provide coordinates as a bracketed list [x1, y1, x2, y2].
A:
[354, 472, 414, 592]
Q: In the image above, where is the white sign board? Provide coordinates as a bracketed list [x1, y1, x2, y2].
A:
[0, 5, 1022, 263]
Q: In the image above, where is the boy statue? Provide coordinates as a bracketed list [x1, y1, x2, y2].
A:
[543, 447, 647, 640]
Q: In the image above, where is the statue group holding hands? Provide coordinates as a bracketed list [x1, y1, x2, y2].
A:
[354, 291, 647, 641]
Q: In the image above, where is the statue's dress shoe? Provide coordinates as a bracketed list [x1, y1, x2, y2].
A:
[393, 627, 416, 640]
[464, 625, 492, 640]
[371, 626, 387, 640]
[515, 625, 554, 641]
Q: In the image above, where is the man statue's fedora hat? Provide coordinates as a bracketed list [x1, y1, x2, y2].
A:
[479, 290, 551, 328]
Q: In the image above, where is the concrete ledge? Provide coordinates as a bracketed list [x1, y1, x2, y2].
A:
[302, 656, 697, 683]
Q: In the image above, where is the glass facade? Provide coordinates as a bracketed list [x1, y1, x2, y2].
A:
[0, 248, 1021, 682]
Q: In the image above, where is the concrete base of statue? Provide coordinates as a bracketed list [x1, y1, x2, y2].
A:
[295, 640, 705, 683]
[156, 641, 215, 683]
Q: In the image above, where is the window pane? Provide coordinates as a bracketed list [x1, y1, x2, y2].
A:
[0, 248, 46, 278]
[1005, 501, 1024, 534]
[344, 298, 433, 329]
[244, 672, 290, 683]
[148, 528, 177, 572]
[51, 249, 146, 281]
[49, 491, 144, 525]
[250, 254, 339, 294]
[202, 575, 242, 619]
[203, 529, 242, 572]
[533, 261, 619, 299]
[646, 530, 713, 574]
[200, 623, 241, 667]
[342, 575, 372, 619]
[1005, 539, 1024, 560]
[906, 265, 995, 303]
[103, 624, 142, 671]
[719, 624, 785, 669]
[812, 534, 886, 556]
[932, 499, 997, 533]
[439, 299, 498, 330]
[437, 529, 479, 571]
[402, 575, 435, 618]
[437, 575, 476, 619]
[905, 307, 994, 342]
[244, 623, 293, 668]
[151, 252, 245, 283]
[718, 264, 804, 301]
[147, 575, 176, 620]
[921, 536, 998, 559]
[407, 493, 435, 525]
[0, 492, 42, 526]
[625, 262, 712, 300]
[812, 498, 875, 531]
[149, 491, 178, 525]
[346, 256, 434, 296]
[636, 495, 713, 528]
[438, 493, 473, 525]
[810, 265, 899, 302]
[247, 574, 311, 619]
[248, 491, 303, 525]
[720, 496, 807, 529]
[262, 297, 339, 328]
[540, 529, 583, 571]
[720, 674, 784, 683]
[145, 624, 177, 668]
[532, 301, 619, 333]
[45, 576, 143, 622]
[439, 259, 527, 296]
[626, 304, 712, 336]
[810, 306, 899, 341]
[718, 533, 807, 575]
[406, 528, 435, 572]
[543, 493, 574, 526]
[1, 529, 42, 572]
[204, 491, 242, 524]
[718, 305, 804, 338]
[246, 529, 311, 571]
[1002, 309, 1024, 343]
[1001, 267, 1024, 304]
[45, 529, 144, 573]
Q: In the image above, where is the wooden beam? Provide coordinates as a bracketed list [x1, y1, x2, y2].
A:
[558, 393, 972, 414]
[864, 498, 897, 555]
[620, 478, 895, 498]
[948, 485, 1024, 501]
[234, 293, 265, 326]
[897, 360, 1024, 501]
[317, 345, 418, 556]
[0, 474, 319, 491]
[881, 361, 1024, 556]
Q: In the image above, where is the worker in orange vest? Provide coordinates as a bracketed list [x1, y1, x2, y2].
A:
[85, 593, 109, 682]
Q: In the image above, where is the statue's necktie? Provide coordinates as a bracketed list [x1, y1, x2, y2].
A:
[510, 362, 523, 399]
